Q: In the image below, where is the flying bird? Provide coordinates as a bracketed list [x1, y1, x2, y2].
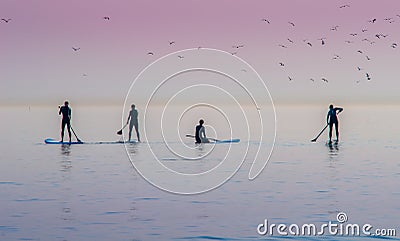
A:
[318, 38, 326, 45]
[103, 16, 110, 20]
[384, 17, 393, 21]
[330, 26, 339, 31]
[147, 52, 154, 55]
[177, 55, 184, 59]
[1, 18, 11, 23]
[362, 29, 368, 32]
[339, 4, 350, 8]
[307, 42, 312, 47]
[366, 73, 371, 81]
[322, 78, 329, 83]
[357, 66, 363, 71]
[357, 50, 363, 54]
[232, 44, 245, 49]
[368, 18, 377, 23]
[391, 43, 398, 48]
[366, 55, 371, 60]
[168, 41, 175, 45]
[72, 47, 80, 51]
[350, 33, 358, 36]
[261, 19, 270, 24]
[278, 44, 288, 48]
[310, 78, 315, 82]
[333, 54, 341, 60]
[279, 62, 285, 67]
[288, 76, 293, 81]
[287, 38, 294, 43]
[288, 21, 295, 27]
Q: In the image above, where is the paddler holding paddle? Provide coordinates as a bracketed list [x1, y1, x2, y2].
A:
[59, 101, 72, 143]
[327, 104, 343, 143]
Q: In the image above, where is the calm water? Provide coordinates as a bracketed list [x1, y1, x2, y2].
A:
[0, 105, 399, 240]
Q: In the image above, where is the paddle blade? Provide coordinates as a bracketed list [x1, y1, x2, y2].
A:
[117, 129, 123, 135]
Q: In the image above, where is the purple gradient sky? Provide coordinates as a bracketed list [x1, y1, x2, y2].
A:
[0, 0, 399, 106]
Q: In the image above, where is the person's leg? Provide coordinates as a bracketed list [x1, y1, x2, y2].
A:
[335, 122, 339, 141]
[67, 121, 72, 142]
[134, 123, 140, 142]
[329, 122, 333, 142]
[128, 122, 133, 141]
[61, 120, 66, 142]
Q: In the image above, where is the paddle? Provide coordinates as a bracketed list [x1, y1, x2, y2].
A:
[185, 134, 219, 142]
[311, 124, 328, 142]
[70, 125, 82, 143]
[117, 123, 128, 135]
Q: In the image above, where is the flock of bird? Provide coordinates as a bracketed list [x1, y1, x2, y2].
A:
[2, 4, 398, 84]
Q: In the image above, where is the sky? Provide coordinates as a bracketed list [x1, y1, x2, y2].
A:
[1, 0, 400, 106]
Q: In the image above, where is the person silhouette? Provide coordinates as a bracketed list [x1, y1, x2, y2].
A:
[126, 104, 140, 142]
[195, 119, 209, 144]
[59, 101, 72, 142]
[327, 104, 343, 142]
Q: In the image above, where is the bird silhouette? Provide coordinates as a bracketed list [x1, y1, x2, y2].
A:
[147, 52, 154, 55]
[287, 38, 294, 43]
[322, 78, 329, 83]
[232, 44, 245, 49]
[368, 18, 377, 23]
[350, 33, 358, 36]
[362, 29, 368, 32]
[330, 26, 339, 31]
[333, 54, 341, 60]
[339, 4, 350, 8]
[103, 16, 110, 20]
[310, 78, 315, 82]
[366, 73, 371, 81]
[384, 17, 393, 21]
[318, 38, 326, 45]
[288, 76, 293, 81]
[72, 47, 80, 51]
[279, 62, 285, 67]
[307, 42, 312, 47]
[177, 55, 184, 59]
[357, 67, 363, 71]
[169, 41, 175, 45]
[357, 50, 363, 54]
[261, 19, 270, 24]
[391, 43, 398, 48]
[1, 18, 11, 23]
[288, 22, 295, 27]
[366, 55, 371, 60]
[278, 44, 288, 48]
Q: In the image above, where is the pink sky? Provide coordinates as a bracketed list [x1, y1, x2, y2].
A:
[1, 0, 399, 105]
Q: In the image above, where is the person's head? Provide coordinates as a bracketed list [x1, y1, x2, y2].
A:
[329, 104, 333, 109]
[131, 104, 135, 109]
[199, 119, 204, 125]
[64, 101, 69, 106]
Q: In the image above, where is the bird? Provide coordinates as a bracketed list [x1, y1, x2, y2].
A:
[366, 55, 371, 60]
[330, 26, 339, 31]
[322, 78, 329, 83]
[345, 40, 353, 44]
[391, 43, 398, 48]
[1, 18, 11, 23]
[278, 44, 288, 48]
[362, 29, 368, 32]
[375, 34, 381, 39]
[72, 47, 80, 51]
[279, 62, 285, 67]
[288, 21, 295, 27]
[261, 19, 270, 24]
[103, 16, 110, 20]
[350, 33, 358, 36]
[310, 78, 315, 82]
[339, 4, 350, 8]
[366, 73, 371, 81]
[357, 50, 363, 54]
[362, 38, 371, 42]
[168, 41, 175, 45]
[232, 44, 245, 49]
[307, 42, 312, 47]
[333, 54, 341, 60]
[384, 17, 393, 21]
[287, 38, 294, 43]
[357, 66, 363, 71]
[177, 55, 184, 59]
[147, 52, 154, 55]
[318, 38, 326, 45]
[288, 76, 293, 81]
[368, 18, 377, 23]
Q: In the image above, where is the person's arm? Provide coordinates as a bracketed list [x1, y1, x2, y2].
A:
[335, 107, 343, 114]
[58, 106, 62, 115]
[126, 111, 131, 124]
[327, 112, 330, 124]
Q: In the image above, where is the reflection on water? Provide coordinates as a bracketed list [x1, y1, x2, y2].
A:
[326, 141, 339, 157]
[61, 144, 71, 156]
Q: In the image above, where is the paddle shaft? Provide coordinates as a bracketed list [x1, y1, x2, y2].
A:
[311, 124, 328, 142]
[70, 125, 82, 142]
[185, 134, 219, 142]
